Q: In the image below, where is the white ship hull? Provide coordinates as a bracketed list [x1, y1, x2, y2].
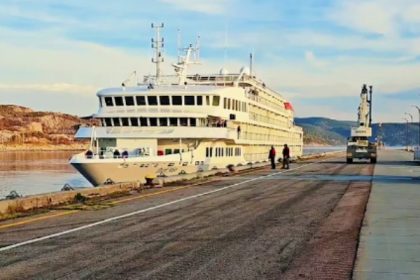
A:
[70, 140, 303, 186]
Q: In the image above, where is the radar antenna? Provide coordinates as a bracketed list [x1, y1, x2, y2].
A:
[151, 23, 164, 84]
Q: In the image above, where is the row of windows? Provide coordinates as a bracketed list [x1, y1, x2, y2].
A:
[102, 117, 198, 127]
[205, 147, 242, 158]
[223, 98, 247, 112]
[102, 95, 220, 107]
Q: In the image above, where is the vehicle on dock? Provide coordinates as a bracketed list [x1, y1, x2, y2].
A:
[69, 24, 303, 186]
[346, 84, 377, 164]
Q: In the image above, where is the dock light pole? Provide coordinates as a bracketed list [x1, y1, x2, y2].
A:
[413, 105, 420, 150]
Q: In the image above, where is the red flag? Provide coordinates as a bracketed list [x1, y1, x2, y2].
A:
[284, 102, 294, 111]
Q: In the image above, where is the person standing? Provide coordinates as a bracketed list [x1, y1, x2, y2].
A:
[237, 125, 241, 139]
[282, 144, 290, 169]
[268, 146, 276, 169]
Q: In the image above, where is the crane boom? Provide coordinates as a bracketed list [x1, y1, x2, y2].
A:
[346, 84, 377, 164]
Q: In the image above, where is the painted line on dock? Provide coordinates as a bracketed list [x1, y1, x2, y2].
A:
[0, 156, 337, 253]
[0, 210, 79, 230]
[0, 186, 195, 231]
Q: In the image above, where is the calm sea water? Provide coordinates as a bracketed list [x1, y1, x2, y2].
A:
[0, 147, 346, 199]
[0, 151, 91, 199]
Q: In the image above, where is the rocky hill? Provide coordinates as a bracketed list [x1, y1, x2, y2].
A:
[296, 117, 419, 146]
[0, 105, 95, 149]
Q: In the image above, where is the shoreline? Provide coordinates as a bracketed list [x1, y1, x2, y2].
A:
[0, 143, 87, 152]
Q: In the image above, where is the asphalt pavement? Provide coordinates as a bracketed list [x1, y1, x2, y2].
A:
[0, 153, 373, 279]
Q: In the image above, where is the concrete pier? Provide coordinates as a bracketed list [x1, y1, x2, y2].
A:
[353, 150, 420, 279]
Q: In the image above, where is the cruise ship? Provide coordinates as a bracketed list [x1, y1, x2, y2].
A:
[70, 24, 303, 186]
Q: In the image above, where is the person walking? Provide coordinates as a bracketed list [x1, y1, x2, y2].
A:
[282, 144, 290, 169]
[268, 145, 276, 169]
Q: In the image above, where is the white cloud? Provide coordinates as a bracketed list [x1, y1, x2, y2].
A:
[159, 0, 229, 14]
[304, 51, 327, 68]
[0, 83, 96, 95]
[402, 4, 420, 23]
[329, 1, 397, 36]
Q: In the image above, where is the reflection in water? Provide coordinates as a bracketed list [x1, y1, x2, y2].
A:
[0, 151, 91, 199]
[0, 147, 345, 199]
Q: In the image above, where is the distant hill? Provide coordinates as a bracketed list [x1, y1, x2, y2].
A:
[0, 105, 95, 148]
[296, 117, 419, 146]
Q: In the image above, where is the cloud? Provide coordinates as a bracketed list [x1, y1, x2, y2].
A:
[159, 0, 229, 15]
[328, 1, 397, 36]
[304, 51, 327, 68]
[0, 83, 96, 95]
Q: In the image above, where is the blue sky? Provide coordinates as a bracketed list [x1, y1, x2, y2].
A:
[0, 0, 419, 122]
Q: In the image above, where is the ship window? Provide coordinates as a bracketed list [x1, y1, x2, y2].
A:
[180, 118, 188, 126]
[105, 97, 113, 106]
[121, 118, 129, 126]
[174, 149, 180, 154]
[130, 118, 138, 126]
[224, 98, 227, 109]
[165, 149, 172, 155]
[210, 147, 213, 157]
[140, 117, 148, 126]
[221, 148, 224, 157]
[206, 147, 209, 157]
[169, 118, 178, 126]
[113, 118, 120, 126]
[184, 95, 194, 105]
[172, 96, 182, 105]
[136, 96, 146, 105]
[189, 118, 196, 126]
[227, 98, 231, 109]
[148, 96, 158, 106]
[213, 96, 220, 106]
[160, 96, 170, 105]
[115, 96, 124, 106]
[159, 118, 168, 126]
[125, 96, 135, 106]
[197, 96, 202, 105]
[149, 118, 157, 126]
[206, 96, 210, 105]
[105, 118, 112, 127]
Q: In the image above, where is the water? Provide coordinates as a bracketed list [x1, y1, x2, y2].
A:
[303, 145, 346, 155]
[0, 151, 91, 199]
[0, 146, 345, 199]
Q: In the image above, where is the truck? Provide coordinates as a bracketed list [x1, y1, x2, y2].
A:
[346, 84, 377, 164]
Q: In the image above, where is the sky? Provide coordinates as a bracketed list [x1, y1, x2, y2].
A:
[0, 0, 419, 122]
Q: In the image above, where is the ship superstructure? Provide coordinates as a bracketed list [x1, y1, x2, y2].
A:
[70, 24, 303, 186]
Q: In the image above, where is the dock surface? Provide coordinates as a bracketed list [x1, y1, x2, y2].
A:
[353, 149, 420, 279]
[0, 150, 417, 279]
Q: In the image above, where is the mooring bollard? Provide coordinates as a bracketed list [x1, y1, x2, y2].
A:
[145, 174, 156, 187]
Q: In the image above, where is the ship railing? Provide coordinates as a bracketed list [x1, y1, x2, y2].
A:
[142, 73, 267, 86]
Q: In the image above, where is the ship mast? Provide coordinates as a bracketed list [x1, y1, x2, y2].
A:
[151, 23, 164, 84]
[172, 35, 201, 85]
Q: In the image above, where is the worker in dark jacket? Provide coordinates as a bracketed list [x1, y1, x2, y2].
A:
[268, 146, 276, 169]
[282, 144, 290, 169]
